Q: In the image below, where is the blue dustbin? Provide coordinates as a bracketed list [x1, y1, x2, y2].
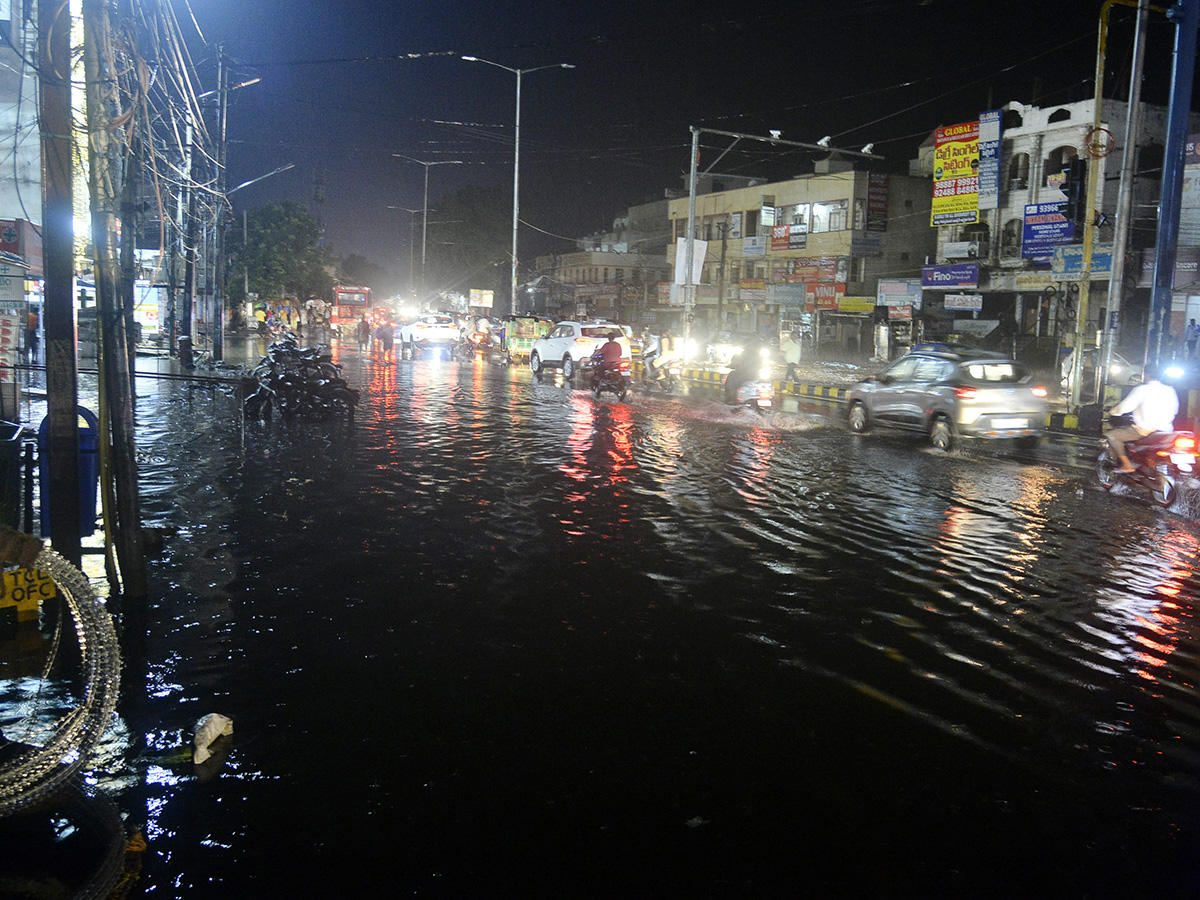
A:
[37, 406, 100, 538]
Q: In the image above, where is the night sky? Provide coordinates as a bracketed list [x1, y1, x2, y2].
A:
[181, 0, 1186, 290]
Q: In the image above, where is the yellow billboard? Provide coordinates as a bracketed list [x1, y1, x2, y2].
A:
[931, 120, 979, 227]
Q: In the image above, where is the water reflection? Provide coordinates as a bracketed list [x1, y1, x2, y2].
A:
[8, 355, 1200, 896]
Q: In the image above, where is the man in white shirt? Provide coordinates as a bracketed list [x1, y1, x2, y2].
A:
[1107, 374, 1180, 472]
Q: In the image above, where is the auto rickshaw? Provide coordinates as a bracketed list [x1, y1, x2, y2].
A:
[502, 314, 554, 364]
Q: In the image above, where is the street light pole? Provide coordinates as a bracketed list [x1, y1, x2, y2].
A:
[387, 206, 422, 298]
[461, 56, 573, 314]
[393, 154, 463, 303]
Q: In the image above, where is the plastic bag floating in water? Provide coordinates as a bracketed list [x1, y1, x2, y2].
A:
[193, 713, 233, 764]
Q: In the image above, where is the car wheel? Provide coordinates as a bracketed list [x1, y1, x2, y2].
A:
[1152, 472, 1177, 507]
[930, 416, 953, 451]
[618, 384, 628, 402]
[847, 402, 869, 434]
[1096, 449, 1116, 490]
[1015, 434, 1040, 451]
[530, 352, 542, 373]
[562, 355, 574, 379]
[408, 339, 418, 358]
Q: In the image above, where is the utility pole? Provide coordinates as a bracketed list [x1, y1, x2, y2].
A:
[214, 47, 228, 362]
[38, 0, 81, 566]
[1146, 0, 1200, 371]
[83, 0, 147, 597]
[1100, 0, 1150, 398]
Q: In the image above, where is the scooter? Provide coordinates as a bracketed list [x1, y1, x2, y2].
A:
[724, 362, 775, 411]
[642, 355, 680, 393]
[590, 351, 631, 402]
[1097, 414, 1197, 507]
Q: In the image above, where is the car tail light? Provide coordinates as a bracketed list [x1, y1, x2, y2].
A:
[953, 386, 978, 400]
[1031, 385, 1048, 398]
[573, 337, 593, 345]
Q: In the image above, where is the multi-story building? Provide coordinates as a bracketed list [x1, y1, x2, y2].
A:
[532, 198, 672, 322]
[921, 98, 1200, 370]
[665, 157, 935, 354]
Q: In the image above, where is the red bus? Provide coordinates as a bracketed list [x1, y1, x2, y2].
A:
[331, 285, 371, 336]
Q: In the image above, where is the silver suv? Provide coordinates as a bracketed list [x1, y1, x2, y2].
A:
[846, 349, 1049, 450]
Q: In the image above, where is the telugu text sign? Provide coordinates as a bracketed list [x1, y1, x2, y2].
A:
[931, 120, 979, 227]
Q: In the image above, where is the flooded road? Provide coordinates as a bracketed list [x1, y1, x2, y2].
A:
[23, 344, 1200, 896]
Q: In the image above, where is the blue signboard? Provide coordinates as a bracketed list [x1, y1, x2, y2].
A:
[1022, 202, 1075, 260]
[977, 110, 1002, 211]
[921, 263, 979, 289]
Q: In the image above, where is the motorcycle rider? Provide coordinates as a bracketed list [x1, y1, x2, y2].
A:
[641, 328, 662, 380]
[597, 330, 624, 371]
[723, 337, 764, 403]
[1106, 368, 1180, 473]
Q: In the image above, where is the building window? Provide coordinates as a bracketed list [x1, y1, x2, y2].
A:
[961, 223, 990, 247]
[849, 257, 865, 282]
[1008, 152, 1030, 190]
[1048, 108, 1071, 124]
[780, 203, 809, 229]
[615, 269, 625, 282]
[745, 209, 760, 236]
[812, 199, 849, 232]
[1044, 145, 1078, 184]
[1001, 218, 1023, 258]
[853, 198, 866, 230]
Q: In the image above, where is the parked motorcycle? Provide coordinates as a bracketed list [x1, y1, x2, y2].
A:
[244, 335, 359, 421]
[590, 350, 631, 401]
[1097, 414, 1197, 507]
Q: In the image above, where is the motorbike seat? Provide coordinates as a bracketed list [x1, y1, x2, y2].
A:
[1129, 431, 1176, 451]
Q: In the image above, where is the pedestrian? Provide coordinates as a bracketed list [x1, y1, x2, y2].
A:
[24, 307, 38, 364]
[356, 315, 371, 354]
[376, 319, 394, 362]
[1186, 318, 1200, 359]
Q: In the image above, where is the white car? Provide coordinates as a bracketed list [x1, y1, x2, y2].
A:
[530, 321, 631, 379]
[399, 314, 458, 357]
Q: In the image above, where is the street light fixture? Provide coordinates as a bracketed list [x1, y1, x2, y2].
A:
[393, 154, 464, 303]
[461, 56, 574, 313]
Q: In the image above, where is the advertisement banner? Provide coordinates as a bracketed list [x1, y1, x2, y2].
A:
[977, 110, 1002, 211]
[1022, 202, 1074, 259]
[944, 293, 983, 311]
[931, 120, 980, 226]
[921, 263, 979, 289]
[742, 235, 766, 257]
[888, 305, 913, 320]
[469, 288, 494, 308]
[770, 225, 789, 252]
[673, 237, 709, 283]
[1052, 242, 1114, 280]
[878, 277, 922, 308]
[866, 173, 889, 231]
[812, 283, 846, 309]
[839, 297, 876, 313]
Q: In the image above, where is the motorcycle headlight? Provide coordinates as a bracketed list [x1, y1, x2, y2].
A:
[758, 365, 772, 381]
[1165, 365, 1186, 381]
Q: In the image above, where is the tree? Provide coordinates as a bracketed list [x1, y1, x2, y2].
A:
[226, 201, 334, 303]
[339, 253, 399, 297]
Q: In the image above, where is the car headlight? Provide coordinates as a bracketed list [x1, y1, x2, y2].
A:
[1165, 364, 1186, 380]
[758, 365, 772, 381]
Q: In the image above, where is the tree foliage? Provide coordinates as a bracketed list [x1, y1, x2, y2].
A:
[339, 253, 398, 297]
[226, 201, 334, 303]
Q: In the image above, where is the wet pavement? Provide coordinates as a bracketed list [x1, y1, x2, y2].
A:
[4, 333, 1200, 897]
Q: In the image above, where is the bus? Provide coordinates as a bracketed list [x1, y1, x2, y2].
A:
[331, 285, 371, 337]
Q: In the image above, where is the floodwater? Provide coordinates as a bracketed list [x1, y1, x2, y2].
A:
[10, 340, 1200, 897]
